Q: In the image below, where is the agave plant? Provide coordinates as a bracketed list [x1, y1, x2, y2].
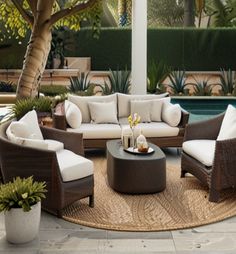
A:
[0, 81, 15, 92]
[68, 72, 94, 95]
[190, 77, 213, 96]
[10, 97, 53, 120]
[218, 69, 235, 96]
[168, 70, 188, 95]
[147, 60, 170, 94]
[105, 68, 131, 94]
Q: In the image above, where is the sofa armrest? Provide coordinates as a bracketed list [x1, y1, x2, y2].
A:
[178, 108, 189, 128]
[52, 102, 67, 130]
[211, 138, 236, 190]
[41, 126, 84, 156]
[184, 113, 225, 142]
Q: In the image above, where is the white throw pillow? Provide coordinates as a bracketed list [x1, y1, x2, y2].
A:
[64, 100, 82, 129]
[68, 94, 117, 123]
[162, 102, 181, 127]
[88, 101, 118, 124]
[130, 100, 151, 123]
[117, 92, 169, 118]
[6, 121, 31, 139]
[19, 110, 44, 140]
[217, 104, 236, 140]
[146, 97, 171, 122]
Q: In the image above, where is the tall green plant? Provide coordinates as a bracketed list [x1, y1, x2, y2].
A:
[105, 68, 131, 94]
[0, 176, 47, 212]
[218, 69, 235, 95]
[168, 70, 188, 95]
[147, 60, 170, 94]
[68, 72, 94, 94]
[190, 77, 213, 96]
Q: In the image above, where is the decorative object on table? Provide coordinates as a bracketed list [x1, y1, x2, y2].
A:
[127, 113, 141, 148]
[0, 176, 47, 244]
[136, 130, 149, 153]
[124, 146, 154, 155]
[121, 127, 133, 149]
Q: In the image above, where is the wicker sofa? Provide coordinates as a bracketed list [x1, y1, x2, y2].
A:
[53, 93, 189, 149]
[181, 105, 236, 202]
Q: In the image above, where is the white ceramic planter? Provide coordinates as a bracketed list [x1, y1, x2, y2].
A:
[4, 202, 41, 244]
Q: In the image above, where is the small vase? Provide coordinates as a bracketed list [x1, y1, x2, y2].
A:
[4, 202, 41, 244]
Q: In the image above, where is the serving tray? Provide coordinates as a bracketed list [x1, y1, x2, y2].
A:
[124, 147, 154, 155]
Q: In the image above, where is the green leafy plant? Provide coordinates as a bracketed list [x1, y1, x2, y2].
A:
[10, 97, 53, 120]
[39, 85, 68, 97]
[190, 77, 213, 96]
[106, 68, 131, 94]
[97, 82, 113, 95]
[0, 81, 15, 93]
[168, 70, 188, 95]
[147, 60, 170, 94]
[68, 72, 95, 95]
[0, 176, 47, 212]
[218, 69, 235, 96]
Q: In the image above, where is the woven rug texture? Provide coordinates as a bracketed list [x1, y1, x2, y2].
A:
[62, 155, 236, 231]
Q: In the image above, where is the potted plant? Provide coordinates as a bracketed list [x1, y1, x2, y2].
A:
[0, 176, 47, 244]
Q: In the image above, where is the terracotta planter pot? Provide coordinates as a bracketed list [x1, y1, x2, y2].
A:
[4, 202, 41, 244]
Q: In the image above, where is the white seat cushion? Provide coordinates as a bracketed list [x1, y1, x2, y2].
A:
[67, 123, 121, 139]
[45, 139, 64, 151]
[68, 94, 117, 123]
[56, 149, 93, 182]
[182, 140, 216, 167]
[64, 100, 82, 129]
[120, 122, 179, 138]
[217, 104, 236, 140]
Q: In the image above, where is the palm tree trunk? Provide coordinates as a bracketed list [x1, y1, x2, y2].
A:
[16, 26, 52, 99]
[184, 0, 195, 27]
[118, 0, 127, 26]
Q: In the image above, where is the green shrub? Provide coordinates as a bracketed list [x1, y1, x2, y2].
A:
[0, 176, 47, 212]
[190, 77, 213, 96]
[39, 85, 68, 96]
[10, 97, 53, 119]
[68, 72, 94, 94]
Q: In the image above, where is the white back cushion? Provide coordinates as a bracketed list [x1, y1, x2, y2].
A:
[6, 121, 31, 139]
[162, 102, 181, 127]
[117, 93, 169, 118]
[217, 104, 236, 140]
[88, 101, 118, 124]
[68, 94, 117, 123]
[64, 100, 82, 129]
[130, 100, 151, 123]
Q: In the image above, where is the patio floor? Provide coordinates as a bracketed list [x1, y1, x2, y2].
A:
[0, 148, 235, 253]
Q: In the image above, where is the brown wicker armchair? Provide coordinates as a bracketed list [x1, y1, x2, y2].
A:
[181, 113, 236, 202]
[0, 120, 94, 217]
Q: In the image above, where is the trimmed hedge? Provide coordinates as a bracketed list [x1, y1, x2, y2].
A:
[1, 28, 236, 71]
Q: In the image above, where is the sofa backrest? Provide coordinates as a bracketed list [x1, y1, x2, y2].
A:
[68, 94, 117, 123]
[117, 93, 169, 118]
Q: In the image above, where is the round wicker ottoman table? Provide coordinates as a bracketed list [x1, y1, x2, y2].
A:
[106, 140, 166, 194]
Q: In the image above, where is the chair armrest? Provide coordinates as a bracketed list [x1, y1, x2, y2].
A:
[41, 126, 84, 156]
[211, 138, 236, 190]
[52, 102, 67, 130]
[0, 138, 57, 183]
[184, 113, 225, 142]
[178, 108, 189, 128]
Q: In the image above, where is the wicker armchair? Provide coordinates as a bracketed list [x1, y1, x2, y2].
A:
[181, 113, 236, 202]
[0, 120, 94, 217]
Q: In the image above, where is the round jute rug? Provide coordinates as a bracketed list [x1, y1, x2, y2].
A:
[62, 155, 236, 231]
